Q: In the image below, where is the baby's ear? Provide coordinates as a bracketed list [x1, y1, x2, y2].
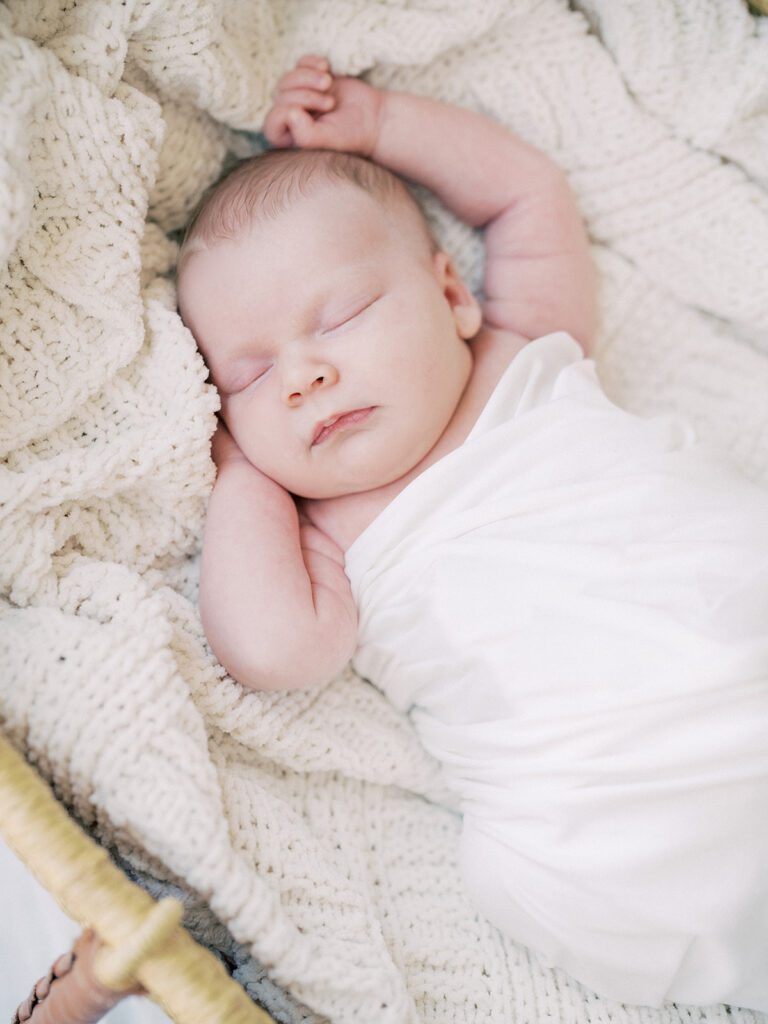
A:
[433, 251, 482, 340]
[453, 304, 482, 339]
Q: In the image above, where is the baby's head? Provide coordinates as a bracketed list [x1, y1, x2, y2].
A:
[177, 148, 481, 499]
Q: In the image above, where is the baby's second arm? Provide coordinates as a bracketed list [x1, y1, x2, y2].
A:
[371, 91, 598, 350]
[200, 426, 357, 690]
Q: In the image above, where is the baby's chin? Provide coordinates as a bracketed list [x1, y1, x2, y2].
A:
[233, 452, 393, 500]
[288, 459, 420, 501]
[289, 473, 394, 501]
[267, 426, 444, 499]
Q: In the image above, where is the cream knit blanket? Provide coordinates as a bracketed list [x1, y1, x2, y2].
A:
[2, 2, 768, 1022]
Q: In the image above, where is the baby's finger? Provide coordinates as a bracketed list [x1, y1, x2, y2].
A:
[274, 88, 335, 114]
[262, 105, 295, 148]
[275, 67, 332, 98]
[296, 54, 330, 72]
[210, 420, 243, 468]
[283, 106, 333, 148]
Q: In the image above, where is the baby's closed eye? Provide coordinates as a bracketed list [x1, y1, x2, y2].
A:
[217, 360, 271, 393]
[220, 294, 383, 393]
[321, 295, 381, 334]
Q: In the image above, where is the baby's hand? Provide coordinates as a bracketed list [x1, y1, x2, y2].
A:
[210, 418, 248, 471]
[211, 419, 295, 500]
[263, 54, 384, 158]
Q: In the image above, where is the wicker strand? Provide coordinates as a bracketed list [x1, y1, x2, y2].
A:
[93, 898, 183, 991]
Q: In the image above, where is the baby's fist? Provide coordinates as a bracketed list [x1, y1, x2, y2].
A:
[263, 54, 383, 158]
[210, 419, 247, 471]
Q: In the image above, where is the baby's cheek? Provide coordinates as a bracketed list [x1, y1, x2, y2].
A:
[227, 400, 279, 459]
[218, 399, 249, 447]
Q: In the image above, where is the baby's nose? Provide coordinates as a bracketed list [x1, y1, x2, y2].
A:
[282, 363, 338, 406]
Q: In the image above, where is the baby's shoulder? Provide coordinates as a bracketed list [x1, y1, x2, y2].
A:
[470, 324, 531, 385]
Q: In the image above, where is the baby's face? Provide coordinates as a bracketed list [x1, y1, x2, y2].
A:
[178, 183, 479, 499]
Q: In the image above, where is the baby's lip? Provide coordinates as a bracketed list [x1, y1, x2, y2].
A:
[312, 407, 374, 446]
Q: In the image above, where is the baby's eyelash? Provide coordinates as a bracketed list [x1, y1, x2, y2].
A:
[323, 296, 380, 333]
[229, 365, 270, 392]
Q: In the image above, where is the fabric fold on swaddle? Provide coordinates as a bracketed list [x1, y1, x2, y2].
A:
[345, 332, 768, 1011]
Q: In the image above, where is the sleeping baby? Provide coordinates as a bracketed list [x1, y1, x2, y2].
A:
[177, 55, 768, 1013]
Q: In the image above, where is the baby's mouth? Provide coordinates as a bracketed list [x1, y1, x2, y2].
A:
[312, 407, 375, 446]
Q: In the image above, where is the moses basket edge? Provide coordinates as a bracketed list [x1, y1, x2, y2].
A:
[0, 731, 276, 1024]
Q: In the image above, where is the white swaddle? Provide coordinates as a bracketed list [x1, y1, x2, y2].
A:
[344, 333, 768, 1012]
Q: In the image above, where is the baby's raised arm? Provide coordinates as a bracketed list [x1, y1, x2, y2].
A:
[266, 56, 597, 351]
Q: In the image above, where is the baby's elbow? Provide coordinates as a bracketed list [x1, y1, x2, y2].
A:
[283, 631, 358, 692]
[213, 631, 354, 693]
[200, 592, 357, 692]
[252, 652, 351, 692]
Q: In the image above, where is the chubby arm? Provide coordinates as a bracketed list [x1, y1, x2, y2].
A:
[265, 56, 597, 352]
[373, 92, 598, 351]
[200, 424, 357, 691]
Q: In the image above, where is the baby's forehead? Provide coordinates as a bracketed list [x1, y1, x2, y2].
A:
[179, 180, 429, 311]
[283, 180, 392, 232]
[241, 185, 408, 264]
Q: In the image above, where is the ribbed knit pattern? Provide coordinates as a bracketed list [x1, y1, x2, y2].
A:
[1, 2, 767, 1021]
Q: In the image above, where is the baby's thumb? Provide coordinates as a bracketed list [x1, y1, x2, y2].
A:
[287, 107, 327, 148]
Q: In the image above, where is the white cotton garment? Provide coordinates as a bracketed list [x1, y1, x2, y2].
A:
[344, 332, 768, 1013]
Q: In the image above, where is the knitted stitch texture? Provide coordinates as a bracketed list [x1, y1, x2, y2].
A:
[1, 1, 768, 1022]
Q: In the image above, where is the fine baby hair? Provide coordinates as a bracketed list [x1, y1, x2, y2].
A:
[177, 147, 439, 276]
